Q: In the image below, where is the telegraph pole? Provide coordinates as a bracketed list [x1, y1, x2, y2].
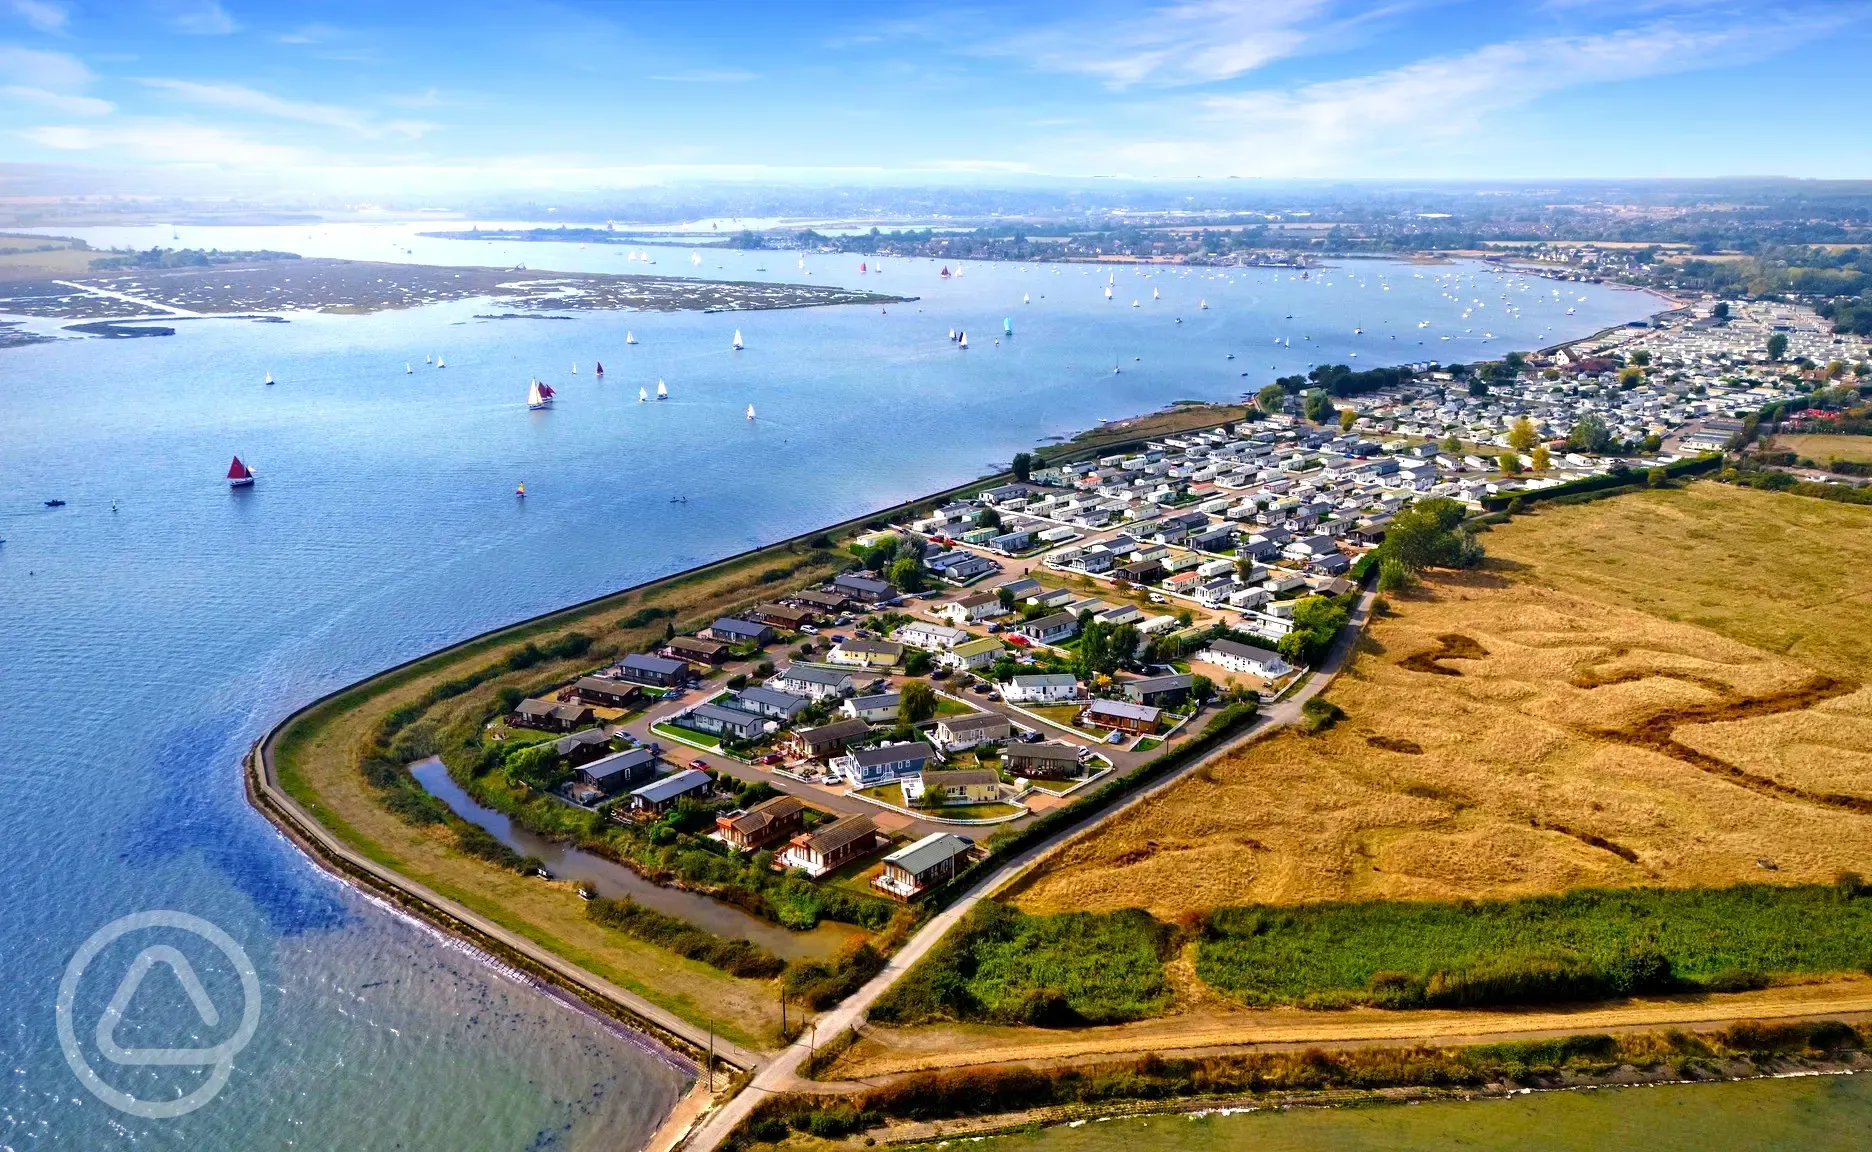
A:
[706, 1017, 714, 1092]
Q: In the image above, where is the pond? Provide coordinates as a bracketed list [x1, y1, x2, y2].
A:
[409, 758, 863, 961]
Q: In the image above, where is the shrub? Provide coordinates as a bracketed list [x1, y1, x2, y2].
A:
[587, 897, 785, 979]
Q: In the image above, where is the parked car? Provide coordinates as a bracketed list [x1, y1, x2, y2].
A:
[1021, 729, 1043, 743]
[800, 624, 818, 635]
[972, 682, 992, 695]
[1149, 593, 1167, 604]
[758, 753, 782, 765]
[931, 667, 951, 680]
[986, 622, 1002, 633]
[830, 634, 848, 643]
[1105, 731, 1124, 745]
[689, 757, 709, 769]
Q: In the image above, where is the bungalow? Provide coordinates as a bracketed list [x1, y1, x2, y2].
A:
[509, 699, 596, 733]
[828, 638, 903, 668]
[779, 813, 880, 878]
[1202, 638, 1294, 679]
[1027, 587, 1076, 610]
[715, 795, 806, 851]
[751, 602, 815, 630]
[898, 621, 967, 651]
[1116, 558, 1166, 585]
[664, 635, 731, 666]
[576, 746, 657, 797]
[627, 768, 712, 817]
[841, 692, 901, 724]
[704, 617, 775, 646]
[1123, 672, 1192, 708]
[940, 636, 1002, 673]
[989, 529, 1034, 555]
[684, 702, 769, 742]
[788, 717, 871, 760]
[788, 589, 850, 614]
[904, 768, 1001, 804]
[833, 573, 895, 603]
[995, 577, 1042, 601]
[931, 551, 998, 581]
[1082, 698, 1162, 735]
[933, 710, 1013, 751]
[617, 652, 689, 688]
[873, 832, 975, 900]
[1004, 672, 1081, 704]
[1013, 611, 1079, 645]
[1007, 741, 1085, 780]
[569, 676, 643, 710]
[733, 685, 808, 721]
[554, 727, 616, 766]
[770, 664, 855, 700]
[935, 591, 1005, 625]
[834, 741, 936, 786]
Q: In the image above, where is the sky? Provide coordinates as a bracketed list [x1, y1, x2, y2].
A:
[1, 0, 1869, 198]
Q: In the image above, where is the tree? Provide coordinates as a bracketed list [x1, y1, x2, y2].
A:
[1338, 407, 1357, 432]
[1618, 366, 1644, 389]
[1640, 432, 1662, 453]
[1236, 555, 1258, 582]
[899, 679, 937, 725]
[1468, 378, 1489, 397]
[1713, 301, 1730, 320]
[903, 648, 934, 676]
[1438, 432, 1463, 454]
[1011, 452, 1033, 482]
[1646, 466, 1668, 488]
[1275, 595, 1348, 667]
[1566, 413, 1613, 454]
[1256, 382, 1287, 415]
[886, 555, 924, 593]
[1766, 332, 1789, 361]
[1507, 416, 1537, 453]
[1381, 497, 1483, 575]
[1190, 674, 1215, 703]
[975, 507, 1002, 530]
[1629, 349, 1652, 367]
[1303, 389, 1335, 423]
[1531, 444, 1552, 471]
[997, 586, 1017, 612]
[1497, 452, 1523, 474]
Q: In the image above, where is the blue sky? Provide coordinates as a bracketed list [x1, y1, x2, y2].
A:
[2, 0, 1869, 195]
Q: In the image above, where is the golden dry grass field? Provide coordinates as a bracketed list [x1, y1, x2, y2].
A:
[1011, 483, 1872, 920]
[1773, 434, 1872, 466]
[0, 233, 93, 282]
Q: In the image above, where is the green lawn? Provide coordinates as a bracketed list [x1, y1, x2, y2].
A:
[1133, 736, 1163, 753]
[1196, 883, 1872, 1010]
[650, 722, 720, 751]
[933, 695, 975, 716]
[854, 782, 908, 806]
[871, 902, 1175, 1027]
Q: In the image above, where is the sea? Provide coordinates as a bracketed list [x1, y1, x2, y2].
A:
[0, 223, 1656, 1151]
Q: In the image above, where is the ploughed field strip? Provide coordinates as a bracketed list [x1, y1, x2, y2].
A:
[0, 257, 904, 321]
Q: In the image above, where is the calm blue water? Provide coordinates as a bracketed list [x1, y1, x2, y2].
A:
[0, 227, 1653, 1150]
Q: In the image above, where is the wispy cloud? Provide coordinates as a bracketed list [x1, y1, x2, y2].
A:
[9, 0, 68, 34]
[1110, 13, 1846, 174]
[17, 120, 306, 165]
[164, 0, 235, 36]
[977, 0, 1342, 88]
[139, 77, 435, 138]
[648, 69, 758, 83]
[0, 42, 92, 88]
[3, 84, 110, 113]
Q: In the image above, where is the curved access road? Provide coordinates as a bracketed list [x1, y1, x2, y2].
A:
[681, 590, 1376, 1149]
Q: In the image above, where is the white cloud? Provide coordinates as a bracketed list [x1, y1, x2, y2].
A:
[9, 0, 68, 33]
[3, 84, 110, 113]
[0, 43, 92, 88]
[1108, 15, 1844, 175]
[139, 77, 435, 138]
[166, 0, 235, 35]
[16, 120, 306, 165]
[987, 0, 1334, 88]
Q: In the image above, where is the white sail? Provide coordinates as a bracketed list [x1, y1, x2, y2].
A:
[691, 251, 701, 266]
[656, 379, 668, 399]
[405, 362, 412, 373]
[732, 329, 744, 350]
[571, 362, 578, 374]
[1022, 293, 1029, 304]
[1200, 299, 1208, 309]
[959, 332, 968, 349]
[625, 331, 637, 344]
[436, 355, 445, 368]
[264, 372, 273, 385]
[528, 380, 546, 408]
[1152, 287, 1159, 299]
[1104, 285, 1112, 299]
[746, 404, 755, 420]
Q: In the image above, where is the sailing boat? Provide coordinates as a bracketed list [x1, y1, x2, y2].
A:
[515, 482, 526, 498]
[528, 379, 554, 410]
[959, 331, 968, 349]
[405, 362, 413, 374]
[1022, 293, 1030, 304]
[940, 266, 951, 279]
[746, 404, 756, 420]
[1104, 285, 1113, 300]
[595, 361, 604, 376]
[425, 354, 432, 364]
[859, 261, 867, 273]
[1131, 299, 1140, 308]
[436, 355, 446, 368]
[263, 372, 274, 386]
[227, 455, 256, 488]
[1003, 318, 1012, 336]
[1200, 299, 1208, 310]
[656, 379, 668, 400]
[571, 362, 578, 375]
[691, 251, 701, 267]
[639, 385, 649, 402]
[1152, 287, 1160, 300]
[732, 329, 744, 350]
[625, 331, 638, 344]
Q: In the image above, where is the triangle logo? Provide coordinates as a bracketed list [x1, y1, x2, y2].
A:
[95, 945, 222, 1066]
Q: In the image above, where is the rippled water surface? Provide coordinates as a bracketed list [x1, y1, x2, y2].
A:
[0, 225, 1655, 1150]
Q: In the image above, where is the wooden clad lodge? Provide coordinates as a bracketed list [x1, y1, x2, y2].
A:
[715, 795, 807, 851]
[1082, 698, 1162, 735]
[873, 833, 975, 900]
[664, 635, 731, 666]
[568, 676, 642, 709]
[787, 717, 870, 761]
[1007, 741, 1084, 780]
[778, 813, 879, 878]
[509, 698, 596, 733]
[751, 602, 816, 630]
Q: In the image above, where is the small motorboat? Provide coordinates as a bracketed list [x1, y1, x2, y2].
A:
[44, 499, 66, 507]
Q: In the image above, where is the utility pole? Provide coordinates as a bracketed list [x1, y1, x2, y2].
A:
[706, 1017, 714, 1092]
[808, 1021, 816, 1070]
[780, 989, 788, 1038]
